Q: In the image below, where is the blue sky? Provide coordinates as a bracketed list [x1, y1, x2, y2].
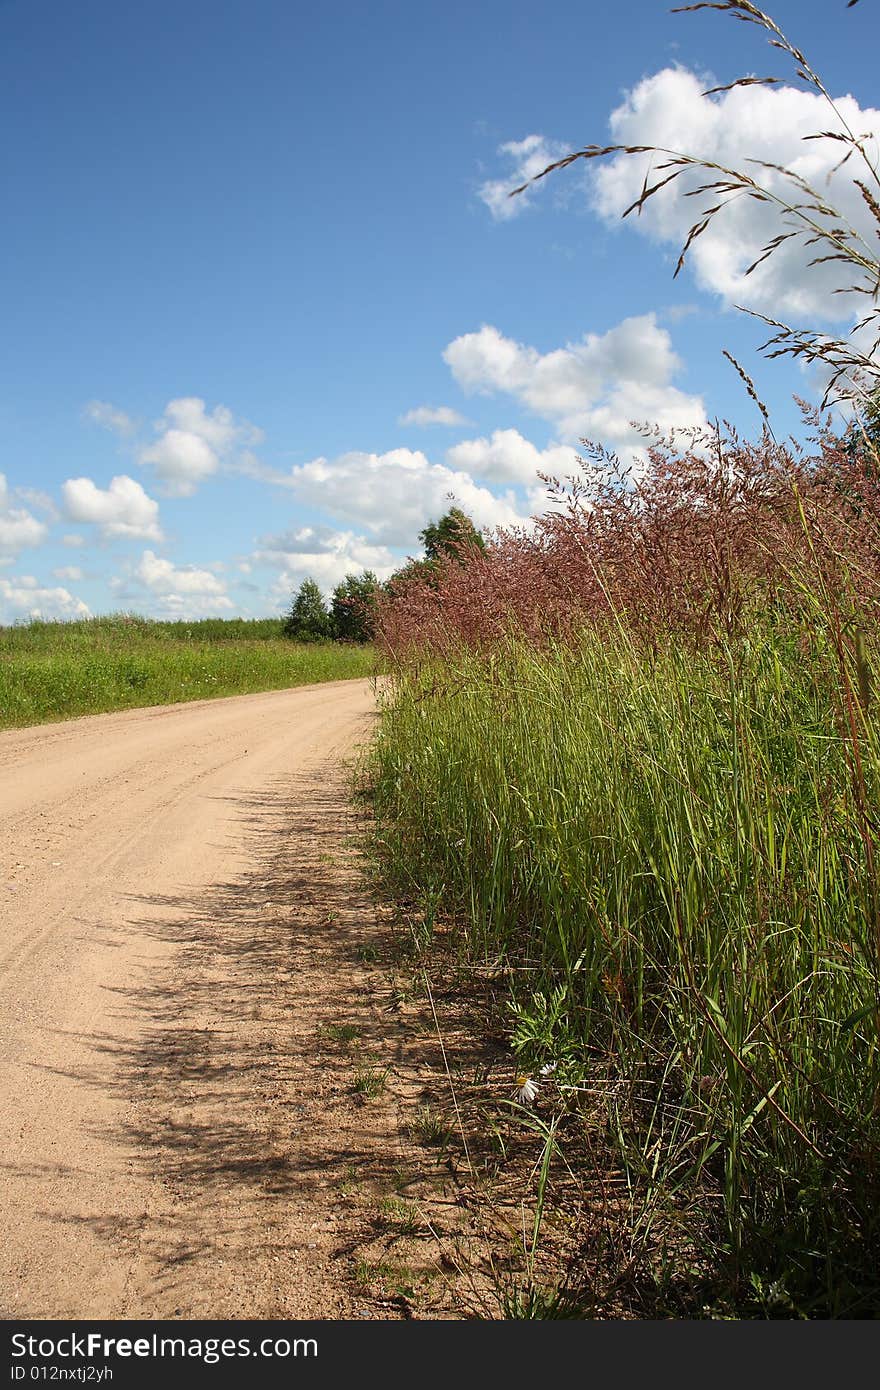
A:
[1, 0, 878, 621]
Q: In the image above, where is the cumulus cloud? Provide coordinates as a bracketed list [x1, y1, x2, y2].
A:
[0, 575, 90, 622]
[447, 429, 579, 485]
[134, 550, 229, 598]
[139, 397, 262, 497]
[255, 525, 399, 596]
[398, 405, 471, 428]
[83, 400, 136, 435]
[286, 447, 528, 547]
[62, 475, 162, 542]
[161, 398, 263, 452]
[0, 474, 49, 558]
[110, 550, 233, 618]
[53, 566, 84, 581]
[139, 430, 218, 496]
[591, 69, 880, 325]
[478, 134, 571, 220]
[444, 316, 706, 453]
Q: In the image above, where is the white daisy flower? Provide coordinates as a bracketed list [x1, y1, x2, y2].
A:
[515, 1074, 539, 1105]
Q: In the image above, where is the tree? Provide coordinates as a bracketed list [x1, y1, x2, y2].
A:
[386, 507, 486, 597]
[330, 571, 380, 643]
[419, 507, 486, 565]
[282, 578, 330, 641]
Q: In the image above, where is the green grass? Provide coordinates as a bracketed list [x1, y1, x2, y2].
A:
[353, 1065, 390, 1097]
[367, 616, 880, 1316]
[378, 1196, 421, 1235]
[0, 613, 376, 729]
[323, 1023, 361, 1045]
[410, 1105, 452, 1148]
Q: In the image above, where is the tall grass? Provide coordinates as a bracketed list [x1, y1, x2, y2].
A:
[364, 0, 880, 1313]
[367, 421, 880, 1314]
[0, 613, 376, 729]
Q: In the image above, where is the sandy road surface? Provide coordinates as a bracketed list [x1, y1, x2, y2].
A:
[0, 678, 416, 1319]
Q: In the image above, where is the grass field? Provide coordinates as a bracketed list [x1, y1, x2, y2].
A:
[0, 614, 376, 729]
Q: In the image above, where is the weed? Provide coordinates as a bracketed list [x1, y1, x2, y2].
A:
[353, 1257, 419, 1299]
[324, 1023, 360, 1045]
[496, 1279, 587, 1320]
[353, 1257, 380, 1287]
[353, 1066, 390, 1098]
[411, 1105, 452, 1148]
[379, 1196, 421, 1236]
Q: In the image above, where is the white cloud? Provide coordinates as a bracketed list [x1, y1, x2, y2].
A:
[110, 550, 233, 618]
[590, 68, 880, 326]
[84, 400, 136, 436]
[0, 474, 49, 558]
[160, 397, 263, 452]
[0, 513, 49, 557]
[286, 447, 528, 546]
[478, 134, 571, 221]
[398, 405, 471, 428]
[134, 550, 229, 598]
[444, 316, 706, 454]
[62, 534, 85, 547]
[62, 475, 162, 542]
[447, 429, 579, 485]
[139, 429, 218, 497]
[53, 566, 84, 581]
[255, 525, 399, 597]
[0, 575, 90, 623]
[139, 397, 262, 497]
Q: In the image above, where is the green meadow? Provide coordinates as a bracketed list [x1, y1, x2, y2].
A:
[0, 614, 375, 730]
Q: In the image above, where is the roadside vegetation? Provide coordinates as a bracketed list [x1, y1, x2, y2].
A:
[364, 3, 880, 1317]
[0, 613, 375, 730]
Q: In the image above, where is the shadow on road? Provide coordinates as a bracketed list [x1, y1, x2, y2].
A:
[21, 763, 454, 1314]
[15, 741, 511, 1320]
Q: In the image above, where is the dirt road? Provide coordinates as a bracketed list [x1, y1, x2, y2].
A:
[0, 678, 419, 1319]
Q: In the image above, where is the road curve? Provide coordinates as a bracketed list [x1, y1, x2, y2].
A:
[0, 679, 381, 1319]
